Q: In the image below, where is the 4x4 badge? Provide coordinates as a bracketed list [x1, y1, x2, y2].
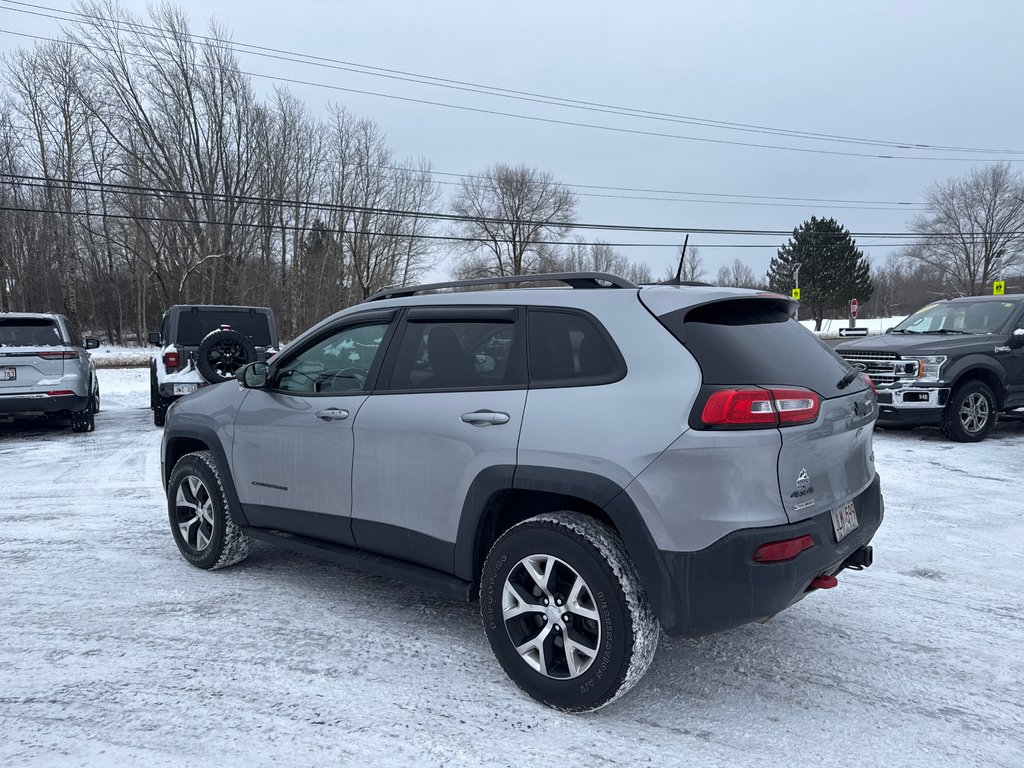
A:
[796, 468, 811, 488]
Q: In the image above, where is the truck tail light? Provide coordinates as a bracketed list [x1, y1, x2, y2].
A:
[163, 351, 180, 369]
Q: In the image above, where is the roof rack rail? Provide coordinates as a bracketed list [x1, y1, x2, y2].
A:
[365, 272, 639, 302]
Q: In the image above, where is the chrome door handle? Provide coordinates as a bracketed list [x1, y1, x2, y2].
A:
[460, 410, 510, 426]
[316, 408, 350, 421]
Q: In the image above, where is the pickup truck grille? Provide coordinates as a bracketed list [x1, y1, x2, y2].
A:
[837, 350, 916, 386]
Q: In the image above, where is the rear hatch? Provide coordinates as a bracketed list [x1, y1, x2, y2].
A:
[0, 317, 69, 392]
[652, 295, 877, 524]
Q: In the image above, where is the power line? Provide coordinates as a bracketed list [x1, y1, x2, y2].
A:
[0, 173, 998, 241]
[2, 0, 1021, 158]
[0, 18, 1020, 163]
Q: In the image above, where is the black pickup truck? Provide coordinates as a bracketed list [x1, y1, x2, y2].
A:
[836, 294, 1024, 441]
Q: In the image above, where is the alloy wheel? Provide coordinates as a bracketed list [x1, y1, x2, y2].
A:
[502, 554, 602, 679]
[174, 475, 216, 552]
[959, 392, 989, 434]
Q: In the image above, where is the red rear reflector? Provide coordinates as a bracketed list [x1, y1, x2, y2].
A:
[753, 534, 815, 563]
[45, 390, 76, 396]
[37, 351, 78, 360]
[163, 351, 180, 369]
[769, 387, 821, 425]
[701, 388, 776, 426]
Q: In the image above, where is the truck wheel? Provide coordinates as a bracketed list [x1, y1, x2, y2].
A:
[153, 397, 169, 427]
[196, 328, 255, 384]
[167, 451, 250, 570]
[480, 512, 659, 712]
[941, 381, 997, 442]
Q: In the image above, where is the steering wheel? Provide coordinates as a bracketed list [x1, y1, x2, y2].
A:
[315, 367, 367, 392]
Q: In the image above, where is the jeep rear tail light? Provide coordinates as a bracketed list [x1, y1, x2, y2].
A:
[770, 387, 820, 426]
[163, 350, 180, 369]
[753, 534, 815, 563]
[700, 386, 820, 428]
[701, 388, 777, 426]
[37, 351, 78, 360]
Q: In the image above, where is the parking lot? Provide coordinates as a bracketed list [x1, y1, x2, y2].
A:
[1, 368, 1022, 767]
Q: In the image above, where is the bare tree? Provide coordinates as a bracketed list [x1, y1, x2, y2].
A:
[554, 237, 651, 282]
[662, 243, 706, 282]
[449, 163, 577, 277]
[714, 258, 760, 288]
[908, 163, 1024, 295]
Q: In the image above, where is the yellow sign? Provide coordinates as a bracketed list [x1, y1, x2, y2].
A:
[994, 280, 1005, 295]
[791, 288, 801, 300]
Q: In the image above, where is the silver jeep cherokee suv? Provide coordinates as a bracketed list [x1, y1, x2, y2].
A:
[161, 273, 883, 711]
[0, 312, 100, 432]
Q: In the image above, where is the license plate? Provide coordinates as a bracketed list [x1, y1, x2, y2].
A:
[831, 500, 859, 542]
[173, 383, 198, 396]
[0, 367, 14, 381]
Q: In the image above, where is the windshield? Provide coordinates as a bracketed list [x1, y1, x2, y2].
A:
[892, 300, 1017, 334]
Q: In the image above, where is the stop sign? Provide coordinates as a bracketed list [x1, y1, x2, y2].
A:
[850, 298, 859, 318]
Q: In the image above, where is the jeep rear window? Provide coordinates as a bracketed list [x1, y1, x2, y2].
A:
[659, 299, 856, 399]
[0, 318, 63, 347]
[176, 311, 273, 346]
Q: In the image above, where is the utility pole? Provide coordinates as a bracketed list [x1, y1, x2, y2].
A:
[792, 262, 802, 321]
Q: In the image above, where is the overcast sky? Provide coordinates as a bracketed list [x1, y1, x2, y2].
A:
[3, 0, 1024, 282]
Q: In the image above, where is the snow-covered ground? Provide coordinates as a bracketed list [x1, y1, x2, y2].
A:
[89, 344, 151, 367]
[801, 315, 908, 336]
[1, 369, 1022, 767]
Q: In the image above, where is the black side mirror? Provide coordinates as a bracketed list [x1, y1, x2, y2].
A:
[84, 338, 100, 350]
[148, 332, 161, 345]
[885, 327, 893, 334]
[1011, 328, 1024, 348]
[237, 361, 269, 389]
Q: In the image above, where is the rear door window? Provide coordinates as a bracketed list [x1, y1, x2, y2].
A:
[527, 309, 625, 386]
[382, 309, 525, 392]
[659, 299, 855, 399]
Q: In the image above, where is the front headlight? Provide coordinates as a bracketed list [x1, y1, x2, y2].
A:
[913, 355, 947, 383]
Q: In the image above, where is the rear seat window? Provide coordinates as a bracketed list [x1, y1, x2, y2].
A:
[528, 309, 625, 386]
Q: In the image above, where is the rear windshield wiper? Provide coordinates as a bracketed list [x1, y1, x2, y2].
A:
[837, 369, 860, 390]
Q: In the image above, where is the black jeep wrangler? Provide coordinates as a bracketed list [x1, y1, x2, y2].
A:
[149, 305, 279, 426]
[836, 294, 1024, 441]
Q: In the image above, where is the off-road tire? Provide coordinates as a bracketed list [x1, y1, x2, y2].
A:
[167, 450, 250, 570]
[480, 511, 659, 712]
[70, 398, 95, 433]
[196, 328, 256, 384]
[153, 396, 169, 427]
[941, 380, 997, 442]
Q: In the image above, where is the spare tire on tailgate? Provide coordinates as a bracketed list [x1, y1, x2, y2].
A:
[196, 327, 256, 383]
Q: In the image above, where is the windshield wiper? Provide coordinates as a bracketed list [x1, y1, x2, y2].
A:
[921, 329, 972, 335]
[837, 369, 860, 390]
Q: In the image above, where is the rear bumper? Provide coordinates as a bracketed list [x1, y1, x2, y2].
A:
[649, 474, 884, 637]
[0, 392, 89, 416]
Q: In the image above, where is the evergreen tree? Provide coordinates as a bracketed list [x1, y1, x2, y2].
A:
[767, 216, 873, 330]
